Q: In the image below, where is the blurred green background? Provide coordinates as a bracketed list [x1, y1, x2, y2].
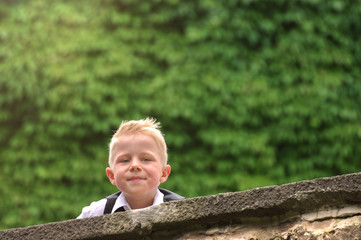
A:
[1, 0, 360, 230]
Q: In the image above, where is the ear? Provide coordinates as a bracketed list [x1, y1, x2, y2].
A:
[160, 164, 171, 183]
[106, 167, 116, 186]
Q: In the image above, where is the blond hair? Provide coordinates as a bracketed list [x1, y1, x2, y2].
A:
[108, 118, 167, 166]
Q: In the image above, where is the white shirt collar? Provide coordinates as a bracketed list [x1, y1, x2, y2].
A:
[111, 189, 164, 213]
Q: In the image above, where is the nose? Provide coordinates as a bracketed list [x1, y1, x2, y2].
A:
[129, 159, 141, 172]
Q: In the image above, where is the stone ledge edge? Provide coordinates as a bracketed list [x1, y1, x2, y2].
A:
[1, 172, 360, 240]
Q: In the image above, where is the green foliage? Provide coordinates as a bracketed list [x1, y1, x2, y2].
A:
[1, 0, 360, 230]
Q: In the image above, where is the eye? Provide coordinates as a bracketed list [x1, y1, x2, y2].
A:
[142, 158, 151, 162]
[117, 159, 130, 164]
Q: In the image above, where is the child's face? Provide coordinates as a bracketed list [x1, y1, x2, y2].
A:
[106, 134, 170, 200]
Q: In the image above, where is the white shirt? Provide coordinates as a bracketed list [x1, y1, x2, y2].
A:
[77, 189, 164, 219]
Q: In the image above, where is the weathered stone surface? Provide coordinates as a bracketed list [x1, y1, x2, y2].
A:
[1, 172, 360, 240]
[180, 213, 361, 240]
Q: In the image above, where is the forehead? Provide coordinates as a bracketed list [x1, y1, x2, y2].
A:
[116, 134, 158, 149]
[111, 134, 161, 157]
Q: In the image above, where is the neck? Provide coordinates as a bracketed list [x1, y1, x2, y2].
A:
[124, 191, 156, 209]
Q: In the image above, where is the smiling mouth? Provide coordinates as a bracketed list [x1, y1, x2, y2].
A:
[128, 176, 145, 182]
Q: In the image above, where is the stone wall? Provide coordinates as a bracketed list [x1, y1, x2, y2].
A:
[1, 172, 360, 240]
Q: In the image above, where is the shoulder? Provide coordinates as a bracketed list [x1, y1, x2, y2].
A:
[159, 188, 186, 202]
[77, 198, 107, 219]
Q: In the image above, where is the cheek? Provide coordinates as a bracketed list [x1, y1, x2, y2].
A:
[146, 166, 161, 178]
[113, 168, 126, 181]
[155, 168, 164, 180]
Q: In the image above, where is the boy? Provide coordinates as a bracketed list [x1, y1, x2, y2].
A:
[77, 118, 184, 218]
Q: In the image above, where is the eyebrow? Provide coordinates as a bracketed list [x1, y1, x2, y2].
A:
[114, 151, 158, 160]
[140, 152, 157, 159]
